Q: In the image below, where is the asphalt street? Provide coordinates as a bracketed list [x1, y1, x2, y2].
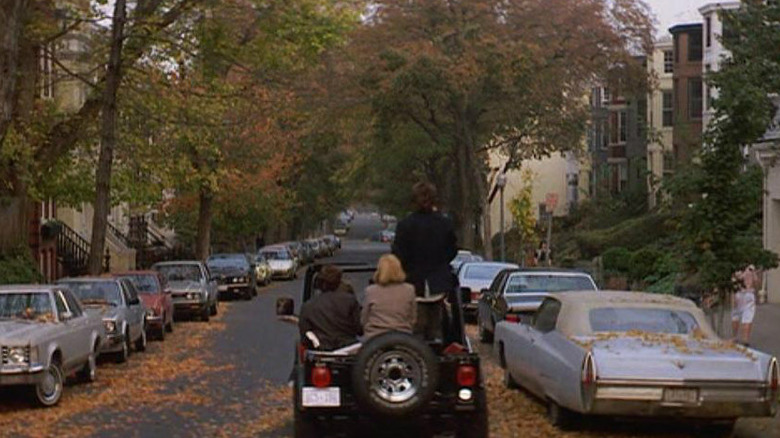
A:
[1, 213, 777, 437]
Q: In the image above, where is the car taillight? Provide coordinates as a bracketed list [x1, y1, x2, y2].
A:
[311, 365, 332, 388]
[581, 353, 596, 386]
[457, 364, 477, 387]
[505, 314, 520, 323]
[769, 358, 778, 393]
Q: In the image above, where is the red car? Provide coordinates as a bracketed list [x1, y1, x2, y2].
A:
[114, 271, 174, 340]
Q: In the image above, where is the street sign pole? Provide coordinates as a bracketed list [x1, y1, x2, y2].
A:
[497, 174, 507, 262]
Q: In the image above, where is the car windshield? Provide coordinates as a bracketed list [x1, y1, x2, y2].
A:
[262, 250, 290, 260]
[463, 265, 510, 280]
[505, 274, 595, 293]
[0, 292, 54, 321]
[63, 281, 122, 306]
[121, 275, 159, 294]
[589, 307, 700, 335]
[156, 265, 202, 282]
[207, 255, 249, 269]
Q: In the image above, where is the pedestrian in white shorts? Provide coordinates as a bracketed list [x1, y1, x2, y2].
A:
[732, 265, 758, 346]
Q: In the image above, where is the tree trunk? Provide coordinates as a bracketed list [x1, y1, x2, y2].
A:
[0, 0, 27, 146]
[455, 140, 475, 249]
[195, 185, 213, 261]
[88, 0, 127, 274]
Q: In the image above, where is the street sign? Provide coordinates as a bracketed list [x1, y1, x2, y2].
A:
[545, 193, 558, 212]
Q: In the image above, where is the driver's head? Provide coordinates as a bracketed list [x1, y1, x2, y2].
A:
[319, 265, 343, 292]
[412, 182, 437, 212]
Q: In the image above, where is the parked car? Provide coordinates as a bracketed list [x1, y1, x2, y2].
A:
[457, 262, 519, 315]
[260, 246, 299, 280]
[477, 268, 597, 342]
[379, 229, 395, 243]
[152, 261, 218, 321]
[58, 277, 148, 363]
[254, 253, 273, 286]
[114, 271, 174, 341]
[277, 264, 487, 437]
[333, 220, 349, 236]
[495, 291, 778, 432]
[284, 242, 304, 265]
[207, 253, 257, 300]
[305, 239, 328, 258]
[297, 241, 316, 265]
[322, 235, 340, 253]
[450, 250, 484, 272]
[0, 285, 104, 406]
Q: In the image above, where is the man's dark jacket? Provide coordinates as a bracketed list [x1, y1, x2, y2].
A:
[392, 210, 458, 295]
[299, 290, 362, 350]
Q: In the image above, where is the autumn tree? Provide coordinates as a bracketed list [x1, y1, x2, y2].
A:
[340, 0, 652, 250]
[669, 0, 779, 296]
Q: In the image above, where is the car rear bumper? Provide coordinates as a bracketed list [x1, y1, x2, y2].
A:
[588, 382, 776, 418]
[217, 284, 250, 294]
[173, 301, 208, 313]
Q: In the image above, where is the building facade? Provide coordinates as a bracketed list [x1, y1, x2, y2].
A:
[670, 23, 704, 165]
[700, 2, 741, 129]
[647, 37, 675, 208]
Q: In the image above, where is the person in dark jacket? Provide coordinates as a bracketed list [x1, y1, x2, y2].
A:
[392, 182, 458, 340]
[392, 182, 458, 296]
[298, 265, 362, 350]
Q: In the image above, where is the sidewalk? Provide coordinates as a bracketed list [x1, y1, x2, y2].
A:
[736, 303, 780, 437]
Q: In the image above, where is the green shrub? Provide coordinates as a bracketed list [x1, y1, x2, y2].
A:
[0, 248, 43, 285]
[602, 247, 632, 274]
[575, 213, 672, 258]
[629, 246, 663, 282]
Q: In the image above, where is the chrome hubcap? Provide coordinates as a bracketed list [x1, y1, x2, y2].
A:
[370, 351, 421, 403]
[39, 366, 61, 401]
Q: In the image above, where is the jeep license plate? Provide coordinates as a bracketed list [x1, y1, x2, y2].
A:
[302, 387, 340, 407]
[663, 388, 698, 404]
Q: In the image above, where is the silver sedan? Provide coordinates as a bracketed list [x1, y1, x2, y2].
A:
[495, 291, 778, 432]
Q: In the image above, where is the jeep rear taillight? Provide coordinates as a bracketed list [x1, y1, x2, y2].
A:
[311, 365, 332, 388]
[505, 314, 520, 323]
[769, 358, 778, 393]
[457, 365, 477, 387]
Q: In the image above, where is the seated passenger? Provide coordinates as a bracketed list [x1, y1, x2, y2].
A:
[361, 254, 417, 339]
[299, 265, 362, 350]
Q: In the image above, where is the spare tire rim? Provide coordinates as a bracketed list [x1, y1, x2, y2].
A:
[371, 350, 422, 403]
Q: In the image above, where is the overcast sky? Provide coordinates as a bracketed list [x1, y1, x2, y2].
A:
[646, 0, 712, 36]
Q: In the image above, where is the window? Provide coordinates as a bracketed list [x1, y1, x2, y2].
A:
[704, 65, 712, 110]
[663, 50, 673, 74]
[534, 299, 561, 333]
[62, 290, 83, 317]
[589, 307, 699, 335]
[610, 110, 628, 144]
[688, 31, 702, 61]
[601, 87, 610, 106]
[663, 151, 676, 176]
[662, 91, 674, 127]
[637, 99, 647, 137]
[688, 78, 703, 119]
[619, 163, 628, 192]
[54, 291, 69, 318]
[39, 44, 54, 99]
[674, 35, 679, 63]
[705, 16, 712, 47]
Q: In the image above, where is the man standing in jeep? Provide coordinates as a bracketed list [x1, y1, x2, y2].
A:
[392, 182, 458, 339]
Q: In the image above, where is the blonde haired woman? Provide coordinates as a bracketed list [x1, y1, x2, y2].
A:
[362, 254, 417, 339]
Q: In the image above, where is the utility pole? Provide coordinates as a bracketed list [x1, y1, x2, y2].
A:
[497, 174, 507, 262]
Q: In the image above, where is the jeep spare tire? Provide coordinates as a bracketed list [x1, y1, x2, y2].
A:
[352, 332, 439, 417]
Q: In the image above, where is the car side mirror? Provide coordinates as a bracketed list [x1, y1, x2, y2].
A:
[130, 298, 141, 306]
[60, 311, 73, 321]
[163, 288, 172, 295]
[276, 297, 295, 317]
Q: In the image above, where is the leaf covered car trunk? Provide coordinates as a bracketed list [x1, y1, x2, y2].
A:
[579, 336, 765, 382]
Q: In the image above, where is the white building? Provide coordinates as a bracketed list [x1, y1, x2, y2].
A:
[755, 98, 780, 303]
[700, 1, 741, 129]
[646, 36, 675, 208]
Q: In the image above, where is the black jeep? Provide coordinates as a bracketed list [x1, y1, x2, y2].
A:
[276, 263, 488, 438]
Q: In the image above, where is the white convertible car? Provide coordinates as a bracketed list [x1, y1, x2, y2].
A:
[495, 291, 778, 432]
